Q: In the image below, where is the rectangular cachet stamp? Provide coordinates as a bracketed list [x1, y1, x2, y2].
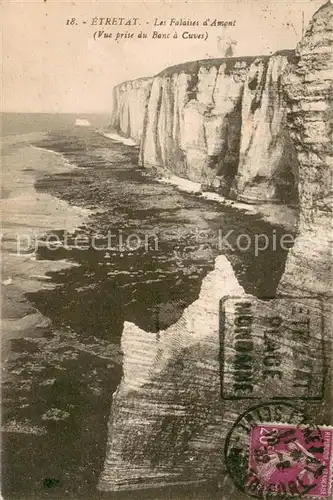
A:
[219, 296, 324, 400]
[248, 424, 333, 498]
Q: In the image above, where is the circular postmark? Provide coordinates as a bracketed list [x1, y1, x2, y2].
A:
[224, 402, 332, 498]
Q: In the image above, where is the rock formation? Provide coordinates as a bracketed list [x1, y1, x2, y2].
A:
[279, 0, 333, 298]
[98, 256, 246, 492]
[111, 54, 299, 202]
[99, 1, 333, 495]
[231, 54, 299, 202]
[111, 77, 153, 144]
[278, 0, 333, 424]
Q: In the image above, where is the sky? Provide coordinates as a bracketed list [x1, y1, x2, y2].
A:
[1, 0, 325, 113]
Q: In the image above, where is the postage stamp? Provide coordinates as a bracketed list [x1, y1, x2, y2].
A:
[248, 424, 333, 498]
[220, 296, 324, 400]
[225, 402, 333, 499]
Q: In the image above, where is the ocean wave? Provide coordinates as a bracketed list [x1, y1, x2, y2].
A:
[157, 173, 297, 230]
[202, 190, 257, 213]
[157, 175, 202, 194]
[30, 145, 79, 169]
[157, 174, 256, 210]
[100, 132, 138, 146]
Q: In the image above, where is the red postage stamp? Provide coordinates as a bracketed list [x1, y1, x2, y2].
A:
[248, 424, 333, 497]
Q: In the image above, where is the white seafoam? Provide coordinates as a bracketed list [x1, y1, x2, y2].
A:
[104, 134, 298, 232]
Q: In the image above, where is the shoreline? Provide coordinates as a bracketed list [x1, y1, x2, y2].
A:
[102, 131, 298, 234]
[158, 173, 298, 233]
[1, 135, 90, 359]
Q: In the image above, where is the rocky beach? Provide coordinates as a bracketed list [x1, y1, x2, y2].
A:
[1, 1, 332, 499]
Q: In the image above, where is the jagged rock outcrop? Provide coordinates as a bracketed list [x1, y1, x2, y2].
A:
[111, 54, 299, 202]
[98, 256, 246, 492]
[111, 77, 153, 144]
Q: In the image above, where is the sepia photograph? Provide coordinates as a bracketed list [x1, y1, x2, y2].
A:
[1, 0, 332, 498]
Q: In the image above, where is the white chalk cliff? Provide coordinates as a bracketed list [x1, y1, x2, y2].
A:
[111, 53, 299, 203]
[111, 77, 153, 145]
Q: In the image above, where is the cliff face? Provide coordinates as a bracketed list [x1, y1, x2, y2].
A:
[277, 0, 333, 442]
[279, 1, 333, 297]
[111, 54, 299, 202]
[231, 55, 299, 202]
[111, 77, 153, 144]
[140, 61, 246, 194]
[98, 258, 325, 495]
[98, 257, 246, 492]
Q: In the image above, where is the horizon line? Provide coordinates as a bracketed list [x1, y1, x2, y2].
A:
[1, 111, 112, 115]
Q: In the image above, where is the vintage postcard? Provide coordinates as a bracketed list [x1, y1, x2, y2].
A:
[1, 0, 332, 499]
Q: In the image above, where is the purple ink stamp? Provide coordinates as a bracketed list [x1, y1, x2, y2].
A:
[248, 424, 333, 497]
[225, 403, 333, 499]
